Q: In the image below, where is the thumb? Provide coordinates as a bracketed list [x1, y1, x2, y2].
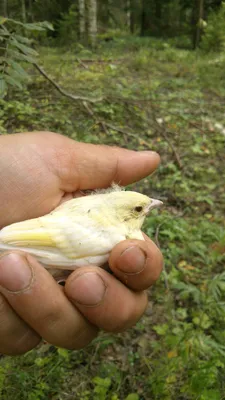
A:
[47, 133, 160, 191]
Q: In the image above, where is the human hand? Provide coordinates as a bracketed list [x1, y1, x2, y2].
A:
[0, 131, 163, 355]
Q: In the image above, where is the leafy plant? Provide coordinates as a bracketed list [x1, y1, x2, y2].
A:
[0, 17, 53, 97]
[56, 4, 79, 45]
[201, 2, 225, 52]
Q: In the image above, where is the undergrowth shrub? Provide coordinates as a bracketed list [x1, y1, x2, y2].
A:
[201, 2, 225, 52]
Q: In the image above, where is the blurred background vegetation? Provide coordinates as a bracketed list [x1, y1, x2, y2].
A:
[0, 1, 225, 399]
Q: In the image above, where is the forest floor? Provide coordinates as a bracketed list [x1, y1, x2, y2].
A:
[0, 37, 225, 400]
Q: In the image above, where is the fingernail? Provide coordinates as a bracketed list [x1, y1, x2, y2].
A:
[117, 246, 147, 275]
[0, 253, 33, 292]
[69, 272, 107, 306]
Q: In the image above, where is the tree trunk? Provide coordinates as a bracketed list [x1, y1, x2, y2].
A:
[193, 0, 204, 48]
[155, 1, 161, 34]
[87, 0, 97, 48]
[101, 0, 109, 27]
[130, 0, 135, 33]
[126, 0, 131, 29]
[179, 0, 183, 31]
[79, 0, 86, 42]
[141, 0, 151, 36]
[140, 0, 146, 36]
[28, 0, 34, 22]
[2, 0, 8, 17]
[21, 0, 27, 23]
[155, 1, 161, 21]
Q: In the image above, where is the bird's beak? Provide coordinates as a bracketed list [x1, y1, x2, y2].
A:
[145, 198, 163, 214]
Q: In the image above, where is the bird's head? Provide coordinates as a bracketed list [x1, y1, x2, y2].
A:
[107, 191, 163, 231]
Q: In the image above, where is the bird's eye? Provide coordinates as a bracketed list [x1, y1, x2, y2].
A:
[134, 206, 143, 212]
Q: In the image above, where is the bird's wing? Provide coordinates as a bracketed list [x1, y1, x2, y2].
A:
[0, 217, 56, 247]
[0, 213, 125, 265]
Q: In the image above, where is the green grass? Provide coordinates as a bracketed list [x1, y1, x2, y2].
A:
[0, 37, 225, 400]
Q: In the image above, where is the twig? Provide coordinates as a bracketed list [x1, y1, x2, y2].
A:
[82, 101, 149, 141]
[33, 63, 103, 104]
[75, 58, 117, 63]
[82, 100, 95, 116]
[82, 101, 109, 134]
[109, 94, 225, 106]
[99, 121, 110, 135]
[147, 100, 183, 169]
[107, 96, 183, 168]
[76, 58, 88, 69]
[154, 222, 169, 290]
[161, 108, 206, 134]
[103, 122, 151, 147]
[160, 129, 183, 169]
[154, 223, 162, 250]
[112, 95, 209, 135]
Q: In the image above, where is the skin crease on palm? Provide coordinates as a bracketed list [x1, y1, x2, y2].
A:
[0, 131, 163, 355]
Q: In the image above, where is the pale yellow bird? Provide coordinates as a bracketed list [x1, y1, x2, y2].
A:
[0, 186, 162, 271]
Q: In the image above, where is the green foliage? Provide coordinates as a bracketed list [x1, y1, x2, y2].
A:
[56, 4, 79, 45]
[92, 376, 111, 400]
[201, 2, 225, 52]
[2, 0, 225, 51]
[0, 17, 53, 97]
[125, 395, 139, 400]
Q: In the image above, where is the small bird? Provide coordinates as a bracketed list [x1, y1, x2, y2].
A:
[0, 186, 162, 271]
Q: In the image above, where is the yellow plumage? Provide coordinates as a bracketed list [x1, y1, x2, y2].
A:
[0, 187, 162, 271]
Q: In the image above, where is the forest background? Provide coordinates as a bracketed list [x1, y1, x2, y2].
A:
[0, 1, 225, 399]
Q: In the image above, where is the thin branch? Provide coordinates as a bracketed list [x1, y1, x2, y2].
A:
[147, 100, 183, 169]
[160, 129, 183, 169]
[76, 58, 88, 69]
[154, 223, 162, 250]
[105, 96, 183, 169]
[82, 101, 109, 134]
[75, 58, 120, 64]
[109, 94, 225, 106]
[82, 101, 147, 140]
[154, 222, 169, 290]
[33, 63, 103, 104]
[103, 122, 151, 146]
[110, 95, 211, 135]
[82, 100, 95, 116]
